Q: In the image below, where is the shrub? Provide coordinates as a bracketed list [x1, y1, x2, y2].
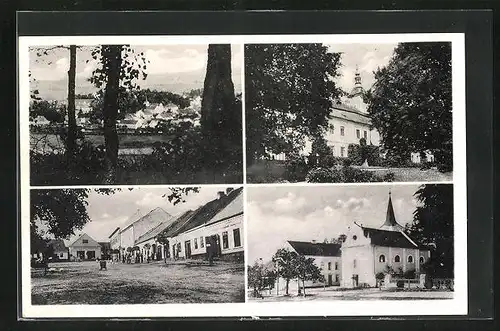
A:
[403, 269, 416, 279]
[382, 172, 395, 182]
[284, 154, 309, 182]
[347, 140, 382, 166]
[396, 280, 405, 288]
[306, 167, 342, 183]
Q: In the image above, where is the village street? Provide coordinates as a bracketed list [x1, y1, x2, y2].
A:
[32, 260, 245, 305]
[250, 287, 454, 302]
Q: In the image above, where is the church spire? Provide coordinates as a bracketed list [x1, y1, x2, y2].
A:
[380, 191, 404, 231]
[384, 191, 397, 227]
[354, 65, 362, 86]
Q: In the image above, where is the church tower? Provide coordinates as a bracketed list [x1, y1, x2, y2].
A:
[348, 65, 367, 113]
[379, 191, 405, 232]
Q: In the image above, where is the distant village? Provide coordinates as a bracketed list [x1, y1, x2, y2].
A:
[29, 91, 203, 134]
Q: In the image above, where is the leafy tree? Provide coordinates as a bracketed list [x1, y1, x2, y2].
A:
[337, 234, 347, 243]
[294, 255, 325, 296]
[406, 184, 454, 278]
[272, 248, 298, 295]
[245, 43, 343, 165]
[366, 42, 452, 171]
[29, 100, 66, 124]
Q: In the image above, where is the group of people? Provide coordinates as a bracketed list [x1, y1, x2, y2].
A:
[119, 252, 155, 264]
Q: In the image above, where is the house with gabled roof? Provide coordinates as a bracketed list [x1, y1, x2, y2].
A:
[68, 233, 102, 261]
[341, 192, 431, 287]
[167, 187, 244, 262]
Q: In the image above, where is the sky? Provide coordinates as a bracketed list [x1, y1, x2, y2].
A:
[61, 186, 237, 245]
[246, 184, 424, 264]
[29, 44, 242, 100]
[326, 43, 398, 93]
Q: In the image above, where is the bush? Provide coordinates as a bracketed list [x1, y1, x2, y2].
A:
[285, 154, 309, 182]
[403, 269, 416, 279]
[383, 172, 395, 182]
[305, 166, 394, 183]
[347, 140, 382, 166]
[396, 280, 405, 288]
[306, 167, 342, 183]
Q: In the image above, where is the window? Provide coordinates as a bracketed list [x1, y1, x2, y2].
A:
[335, 262, 338, 270]
[364, 131, 367, 140]
[329, 126, 335, 134]
[419, 256, 424, 264]
[82, 239, 88, 244]
[200, 236, 204, 248]
[222, 231, 229, 249]
[353, 259, 357, 268]
[379, 255, 386, 263]
[60, 253, 64, 257]
[331, 146, 335, 156]
[320, 261, 325, 269]
[352, 235, 357, 240]
[407, 255, 414, 263]
[233, 228, 241, 247]
[356, 129, 360, 139]
[335, 274, 339, 283]
[328, 262, 332, 270]
[194, 238, 198, 249]
[341, 147, 346, 157]
[340, 126, 345, 136]
[394, 255, 401, 263]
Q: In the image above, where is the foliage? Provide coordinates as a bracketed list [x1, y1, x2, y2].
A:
[30, 189, 92, 239]
[403, 269, 416, 279]
[294, 254, 325, 296]
[406, 184, 454, 278]
[284, 153, 309, 182]
[310, 136, 337, 168]
[347, 138, 382, 166]
[306, 166, 394, 183]
[376, 272, 386, 280]
[272, 248, 298, 295]
[29, 100, 67, 124]
[163, 187, 200, 206]
[305, 167, 343, 183]
[366, 42, 452, 172]
[247, 262, 277, 297]
[245, 43, 343, 164]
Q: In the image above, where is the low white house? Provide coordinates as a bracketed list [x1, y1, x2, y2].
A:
[68, 233, 102, 261]
[168, 187, 244, 262]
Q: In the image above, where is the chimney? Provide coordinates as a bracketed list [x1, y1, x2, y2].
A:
[217, 191, 226, 199]
[226, 187, 234, 195]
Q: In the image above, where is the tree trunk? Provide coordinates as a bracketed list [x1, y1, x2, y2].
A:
[200, 44, 237, 168]
[303, 279, 306, 297]
[102, 45, 122, 184]
[285, 280, 289, 295]
[66, 45, 77, 158]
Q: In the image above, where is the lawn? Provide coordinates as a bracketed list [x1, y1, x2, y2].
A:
[248, 287, 454, 302]
[31, 260, 245, 305]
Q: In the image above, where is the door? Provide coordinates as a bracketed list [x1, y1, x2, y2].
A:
[328, 275, 333, 286]
[77, 251, 85, 260]
[184, 241, 192, 259]
[352, 274, 359, 287]
[86, 250, 95, 260]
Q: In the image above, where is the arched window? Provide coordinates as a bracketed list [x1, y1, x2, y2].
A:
[379, 255, 386, 263]
[394, 255, 401, 263]
[407, 255, 413, 263]
[353, 259, 357, 268]
[419, 256, 425, 264]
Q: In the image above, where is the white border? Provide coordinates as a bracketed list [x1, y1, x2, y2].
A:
[19, 33, 467, 318]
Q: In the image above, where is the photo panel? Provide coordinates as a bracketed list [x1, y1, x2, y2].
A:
[245, 42, 454, 184]
[245, 183, 464, 315]
[26, 186, 245, 311]
[26, 42, 243, 185]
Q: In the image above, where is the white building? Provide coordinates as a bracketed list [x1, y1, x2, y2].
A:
[68, 233, 102, 261]
[340, 192, 431, 288]
[167, 187, 244, 262]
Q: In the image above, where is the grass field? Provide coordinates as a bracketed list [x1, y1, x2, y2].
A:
[31, 260, 245, 305]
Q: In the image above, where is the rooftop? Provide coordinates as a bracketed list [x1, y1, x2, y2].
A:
[288, 240, 342, 257]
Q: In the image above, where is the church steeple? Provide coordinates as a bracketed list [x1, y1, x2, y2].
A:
[354, 65, 362, 86]
[380, 191, 404, 232]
